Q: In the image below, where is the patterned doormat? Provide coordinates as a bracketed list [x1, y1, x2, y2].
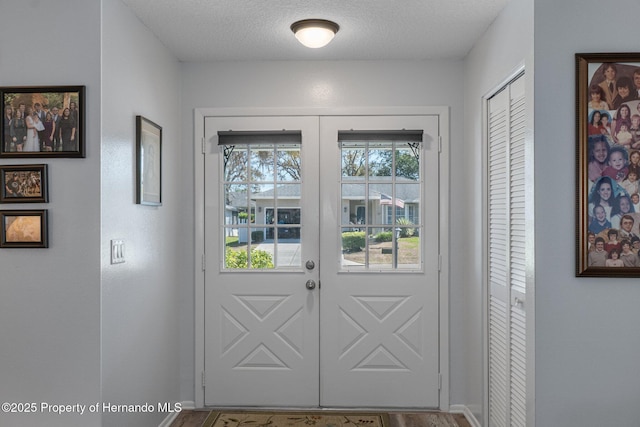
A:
[203, 411, 390, 427]
[202, 411, 462, 427]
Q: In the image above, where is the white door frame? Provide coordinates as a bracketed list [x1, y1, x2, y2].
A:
[194, 106, 450, 410]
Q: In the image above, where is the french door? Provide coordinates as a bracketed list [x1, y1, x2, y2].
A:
[202, 113, 442, 408]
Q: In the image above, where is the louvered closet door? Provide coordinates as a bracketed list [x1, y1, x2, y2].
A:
[488, 74, 527, 427]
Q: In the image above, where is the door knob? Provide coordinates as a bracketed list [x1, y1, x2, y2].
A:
[305, 280, 316, 290]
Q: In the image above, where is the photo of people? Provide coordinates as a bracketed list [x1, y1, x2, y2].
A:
[1, 87, 84, 157]
[0, 164, 48, 204]
[4, 170, 41, 198]
[585, 61, 640, 267]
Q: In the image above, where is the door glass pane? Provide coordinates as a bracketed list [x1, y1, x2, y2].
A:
[251, 146, 274, 182]
[224, 148, 247, 182]
[369, 183, 392, 225]
[369, 227, 394, 269]
[395, 142, 420, 180]
[341, 142, 366, 179]
[340, 139, 422, 271]
[222, 141, 302, 270]
[395, 183, 420, 227]
[369, 142, 393, 179]
[277, 144, 301, 181]
[341, 184, 365, 226]
[276, 229, 303, 267]
[250, 228, 274, 269]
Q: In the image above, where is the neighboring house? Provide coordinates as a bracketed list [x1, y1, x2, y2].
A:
[227, 181, 420, 242]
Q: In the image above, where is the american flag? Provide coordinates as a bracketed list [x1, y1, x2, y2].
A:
[380, 192, 404, 208]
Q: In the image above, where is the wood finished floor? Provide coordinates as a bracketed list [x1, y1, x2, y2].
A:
[169, 410, 472, 427]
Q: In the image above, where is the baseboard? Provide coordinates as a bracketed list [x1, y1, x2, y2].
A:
[449, 405, 481, 427]
[158, 411, 180, 427]
[181, 400, 196, 410]
[158, 401, 196, 427]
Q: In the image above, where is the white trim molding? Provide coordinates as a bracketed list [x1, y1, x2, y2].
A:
[450, 405, 481, 427]
[194, 106, 450, 410]
[158, 412, 180, 427]
[180, 401, 196, 410]
[157, 402, 196, 427]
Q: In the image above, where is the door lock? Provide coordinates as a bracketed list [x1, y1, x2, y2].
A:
[305, 260, 315, 270]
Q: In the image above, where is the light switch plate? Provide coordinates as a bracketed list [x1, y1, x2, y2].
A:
[111, 239, 125, 264]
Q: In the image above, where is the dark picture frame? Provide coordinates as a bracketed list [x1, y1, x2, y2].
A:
[577, 53, 640, 276]
[0, 209, 48, 248]
[0, 164, 49, 203]
[1, 86, 85, 158]
[136, 115, 162, 206]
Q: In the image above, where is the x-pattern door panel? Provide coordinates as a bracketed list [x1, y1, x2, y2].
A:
[336, 293, 426, 371]
[220, 293, 306, 368]
[208, 280, 319, 405]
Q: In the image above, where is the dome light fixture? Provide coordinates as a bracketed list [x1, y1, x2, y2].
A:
[291, 19, 339, 49]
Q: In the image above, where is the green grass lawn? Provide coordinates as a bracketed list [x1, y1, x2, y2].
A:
[225, 236, 239, 247]
[343, 236, 421, 265]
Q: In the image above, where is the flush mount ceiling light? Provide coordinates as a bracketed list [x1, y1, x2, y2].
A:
[290, 19, 339, 49]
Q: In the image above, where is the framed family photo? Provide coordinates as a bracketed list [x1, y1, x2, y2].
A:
[136, 115, 162, 206]
[577, 53, 640, 276]
[1, 86, 85, 158]
[0, 164, 48, 203]
[0, 209, 48, 248]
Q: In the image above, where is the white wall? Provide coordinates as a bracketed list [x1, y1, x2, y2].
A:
[0, 1, 102, 426]
[534, 0, 640, 425]
[14, 1, 640, 423]
[463, 0, 534, 422]
[178, 60, 471, 405]
[101, 0, 182, 426]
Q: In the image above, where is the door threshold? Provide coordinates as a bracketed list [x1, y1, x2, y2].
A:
[201, 406, 441, 412]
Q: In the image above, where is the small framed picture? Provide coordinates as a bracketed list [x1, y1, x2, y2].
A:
[0, 209, 48, 248]
[1, 86, 85, 158]
[136, 115, 162, 206]
[0, 164, 49, 203]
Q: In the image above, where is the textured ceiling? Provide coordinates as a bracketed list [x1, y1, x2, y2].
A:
[120, 0, 510, 62]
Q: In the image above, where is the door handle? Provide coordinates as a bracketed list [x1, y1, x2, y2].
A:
[305, 280, 316, 290]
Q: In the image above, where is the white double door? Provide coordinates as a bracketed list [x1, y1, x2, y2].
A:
[203, 114, 440, 408]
